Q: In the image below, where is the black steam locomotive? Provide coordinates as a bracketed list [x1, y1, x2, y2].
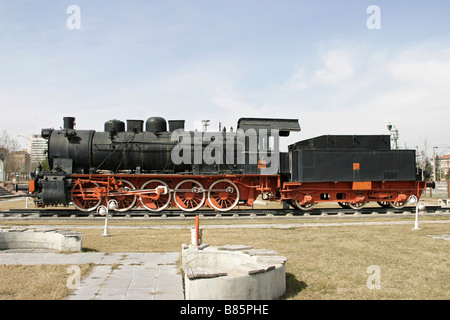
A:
[28, 116, 426, 213]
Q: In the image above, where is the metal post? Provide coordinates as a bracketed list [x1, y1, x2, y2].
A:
[447, 180, 449, 198]
[195, 215, 200, 245]
[102, 213, 110, 237]
[191, 215, 201, 246]
[97, 200, 118, 237]
[412, 203, 420, 231]
[411, 196, 423, 231]
[202, 120, 210, 132]
[432, 146, 437, 182]
[97, 205, 109, 237]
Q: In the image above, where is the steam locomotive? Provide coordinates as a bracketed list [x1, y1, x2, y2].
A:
[28, 116, 426, 213]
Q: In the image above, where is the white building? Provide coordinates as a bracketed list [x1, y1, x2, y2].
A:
[440, 154, 450, 180]
[28, 134, 47, 165]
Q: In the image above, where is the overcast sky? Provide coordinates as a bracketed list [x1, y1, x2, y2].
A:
[1, 0, 449, 154]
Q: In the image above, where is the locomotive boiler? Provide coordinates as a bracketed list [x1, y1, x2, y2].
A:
[43, 116, 190, 174]
[29, 116, 427, 213]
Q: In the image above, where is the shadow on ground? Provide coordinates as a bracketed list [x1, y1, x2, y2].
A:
[283, 273, 307, 299]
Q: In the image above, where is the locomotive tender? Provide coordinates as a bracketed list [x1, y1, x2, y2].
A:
[28, 116, 426, 212]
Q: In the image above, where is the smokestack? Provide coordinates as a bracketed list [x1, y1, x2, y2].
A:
[63, 117, 76, 129]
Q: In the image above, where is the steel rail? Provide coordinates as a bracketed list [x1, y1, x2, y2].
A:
[1, 205, 449, 219]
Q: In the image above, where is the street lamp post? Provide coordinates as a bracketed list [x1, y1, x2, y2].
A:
[387, 123, 399, 149]
[97, 199, 118, 237]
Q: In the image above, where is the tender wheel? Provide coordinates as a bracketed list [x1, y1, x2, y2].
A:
[72, 181, 102, 212]
[207, 179, 240, 212]
[347, 202, 367, 210]
[293, 199, 316, 211]
[338, 202, 350, 209]
[377, 201, 391, 208]
[139, 179, 171, 212]
[389, 201, 407, 209]
[174, 179, 206, 212]
[106, 179, 137, 212]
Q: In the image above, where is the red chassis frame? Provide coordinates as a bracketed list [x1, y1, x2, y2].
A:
[280, 180, 426, 210]
[69, 174, 280, 213]
[69, 173, 426, 212]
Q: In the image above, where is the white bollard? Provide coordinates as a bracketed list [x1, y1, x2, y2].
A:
[191, 228, 203, 246]
[412, 197, 425, 231]
[97, 205, 110, 237]
[102, 215, 110, 237]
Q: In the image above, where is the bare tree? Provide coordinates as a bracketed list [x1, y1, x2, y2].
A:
[0, 130, 21, 180]
[0, 130, 20, 152]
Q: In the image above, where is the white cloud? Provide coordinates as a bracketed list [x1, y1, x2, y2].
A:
[210, 84, 259, 116]
[313, 49, 355, 84]
[347, 42, 450, 148]
[285, 69, 309, 90]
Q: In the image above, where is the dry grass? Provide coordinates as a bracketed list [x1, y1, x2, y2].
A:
[0, 264, 93, 300]
[1, 215, 449, 300]
[0, 199, 44, 211]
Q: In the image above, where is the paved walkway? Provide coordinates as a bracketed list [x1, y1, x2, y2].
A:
[0, 251, 184, 300]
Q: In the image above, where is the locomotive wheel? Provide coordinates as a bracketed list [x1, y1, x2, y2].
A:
[72, 181, 102, 212]
[174, 179, 206, 212]
[207, 179, 240, 212]
[139, 179, 171, 212]
[106, 179, 137, 212]
[293, 199, 316, 211]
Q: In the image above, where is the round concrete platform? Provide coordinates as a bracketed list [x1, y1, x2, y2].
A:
[0, 227, 82, 252]
[182, 244, 287, 300]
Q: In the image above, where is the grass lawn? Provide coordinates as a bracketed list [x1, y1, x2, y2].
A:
[1, 214, 449, 300]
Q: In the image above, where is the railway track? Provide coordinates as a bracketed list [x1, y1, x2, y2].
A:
[1, 204, 449, 219]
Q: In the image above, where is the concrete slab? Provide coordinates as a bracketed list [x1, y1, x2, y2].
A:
[0, 251, 184, 300]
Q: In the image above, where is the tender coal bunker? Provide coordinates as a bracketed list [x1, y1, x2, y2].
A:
[289, 135, 416, 182]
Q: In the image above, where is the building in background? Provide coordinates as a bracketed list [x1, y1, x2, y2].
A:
[28, 134, 47, 166]
[440, 154, 450, 181]
[8, 150, 30, 180]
